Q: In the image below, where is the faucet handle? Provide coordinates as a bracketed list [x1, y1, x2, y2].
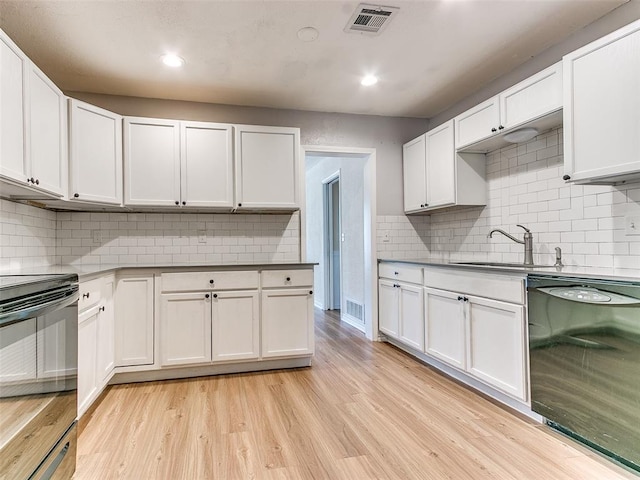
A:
[516, 224, 531, 233]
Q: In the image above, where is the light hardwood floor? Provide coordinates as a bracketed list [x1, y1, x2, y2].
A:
[75, 310, 637, 479]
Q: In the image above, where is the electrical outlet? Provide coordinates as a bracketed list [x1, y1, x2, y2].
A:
[625, 215, 640, 236]
[92, 230, 102, 243]
[382, 231, 390, 243]
[198, 230, 207, 243]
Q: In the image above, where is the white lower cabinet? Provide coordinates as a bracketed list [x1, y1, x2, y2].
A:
[467, 296, 526, 400]
[378, 266, 424, 351]
[78, 308, 99, 416]
[96, 276, 115, 382]
[212, 291, 259, 362]
[261, 288, 314, 358]
[115, 274, 154, 367]
[78, 274, 116, 417]
[160, 292, 212, 366]
[378, 279, 399, 337]
[424, 288, 466, 370]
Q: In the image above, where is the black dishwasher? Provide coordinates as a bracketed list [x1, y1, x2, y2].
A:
[528, 274, 640, 472]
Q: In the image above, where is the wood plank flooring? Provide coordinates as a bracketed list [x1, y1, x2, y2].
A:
[75, 310, 638, 479]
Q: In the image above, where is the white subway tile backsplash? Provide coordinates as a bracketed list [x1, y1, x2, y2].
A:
[425, 127, 640, 267]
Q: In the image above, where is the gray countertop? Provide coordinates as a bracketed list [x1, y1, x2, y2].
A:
[1, 262, 317, 280]
[378, 258, 640, 283]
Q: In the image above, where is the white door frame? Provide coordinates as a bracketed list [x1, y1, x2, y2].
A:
[322, 171, 342, 312]
[300, 145, 378, 341]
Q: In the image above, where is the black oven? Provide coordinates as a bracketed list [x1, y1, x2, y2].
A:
[0, 274, 79, 480]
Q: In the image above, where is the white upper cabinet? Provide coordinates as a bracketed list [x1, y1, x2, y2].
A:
[563, 20, 640, 184]
[455, 62, 562, 151]
[0, 29, 66, 198]
[124, 117, 233, 208]
[124, 117, 180, 207]
[69, 99, 123, 205]
[181, 121, 233, 208]
[28, 64, 66, 197]
[425, 121, 456, 209]
[402, 134, 427, 212]
[234, 125, 300, 210]
[499, 62, 562, 130]
[403, 120, 485, 214]
[0, 31, 27, 183]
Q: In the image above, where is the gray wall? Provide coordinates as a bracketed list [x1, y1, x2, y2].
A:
[68, 92, 427, 215]
[305, 156, 366, 313]
[429, 1, 640, 129]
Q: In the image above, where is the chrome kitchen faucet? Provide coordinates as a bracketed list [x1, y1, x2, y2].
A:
[488, 224, 534, 266]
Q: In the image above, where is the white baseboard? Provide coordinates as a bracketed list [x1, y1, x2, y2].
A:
[341, 312, 365, 332]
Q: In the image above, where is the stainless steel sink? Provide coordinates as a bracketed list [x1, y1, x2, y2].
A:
[452, 262, 559, 269]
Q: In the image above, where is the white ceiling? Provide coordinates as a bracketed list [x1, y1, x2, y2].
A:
[0, 0, 627, 118]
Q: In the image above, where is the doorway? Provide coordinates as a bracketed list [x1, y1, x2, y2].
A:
[301, 146, 377, 341]
[324, 174, 341, 311]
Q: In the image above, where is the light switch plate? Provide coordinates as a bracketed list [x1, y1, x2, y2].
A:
[198, 230, 207, 243]
[625, 215, 640, 235]
[92, 230, 102, 243]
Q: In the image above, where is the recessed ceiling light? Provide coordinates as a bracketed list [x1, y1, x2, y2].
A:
[297, 27, 319, 42]
[161, 54, 185, 68]
[361, 75, 378, 86]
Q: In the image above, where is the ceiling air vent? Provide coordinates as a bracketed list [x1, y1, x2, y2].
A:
[344, 4, 399, 35]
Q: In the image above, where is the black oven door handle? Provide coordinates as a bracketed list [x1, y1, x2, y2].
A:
[0, 289, 79, 328]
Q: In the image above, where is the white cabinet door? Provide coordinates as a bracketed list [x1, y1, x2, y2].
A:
[261, 288, 313, 358]
[378, 279, 399, 338]
[36, 308, 78, 379]
[454, 96, 500, 149]
[0, 30, 27, 183]
[402, 134, 427, 212]
[211, 290, 259, 362]
[235, 125, 299, 210]
[69, 99, 122, 205]
[424, 288, 466, 370]
[425, 120, 455, 209]
[0, 318, 37, 383]
[500, 62, 562, 130]
[124, 117, 180, 207]
[563, 21, 640, 183]
[96, 276, 115, 383]
[467, 296, 526, 401]
[115, 274, 154, 366]
[78, 310, 98, 416]
[398, 283, 424, 351]
[181, 121, 233, 208]
[160, 292, 212, 366]
[27, 63, 66, 197]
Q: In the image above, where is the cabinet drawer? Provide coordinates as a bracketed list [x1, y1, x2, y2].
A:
[161, 271, 259, 292]
[262, 269, 313, 288]
[79, 277, 102, 312]
[424, 267, 525, 304]
[379, 263, 423, 284]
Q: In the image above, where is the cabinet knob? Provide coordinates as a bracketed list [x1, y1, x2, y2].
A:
[205, 294, 210, 299]
[309, 290, 313, 295]
[286, 276, 291, 281]
[83, 292, 90, 299]
[562, 174, 571, 181]
[175, 201, 179, 205]
[209, 279, 214, 284]
[99, 306, 105, 312]
[491, 128, 497, 133]
[420, 204, 424, 208]
[182, 201, 186, 205]
[30, 177, 35, 184]
[238, 203, 242, 207]
[74, 193, 79, 198]
[394, 272, 399, 275]
[457, 295, 463, 301]
[35, 179, 39, 185]
[463, 297, 469, 302]
[213, 293, 218, 298]
[498, 125, 504, 130]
